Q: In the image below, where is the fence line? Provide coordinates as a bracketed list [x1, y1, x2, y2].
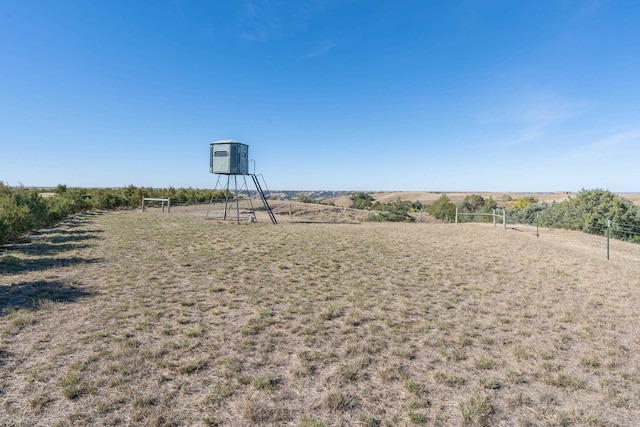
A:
[142, 197, 171, 213]
[499, 210, 640, 260]
[455, 207, 506, 230]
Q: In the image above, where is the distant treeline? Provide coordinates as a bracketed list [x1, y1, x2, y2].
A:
[0, 184, 225, 244]
[4, 184, 639, 245]
[427, 189, 640, 242]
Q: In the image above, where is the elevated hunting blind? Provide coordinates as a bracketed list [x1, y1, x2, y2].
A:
[206, 139, 277, 224]
[210, 140, 249, 175]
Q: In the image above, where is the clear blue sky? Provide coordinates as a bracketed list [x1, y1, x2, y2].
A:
[1, 1, 639, 192]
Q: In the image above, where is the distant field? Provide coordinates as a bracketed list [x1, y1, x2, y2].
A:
[1, 211, 640, 426]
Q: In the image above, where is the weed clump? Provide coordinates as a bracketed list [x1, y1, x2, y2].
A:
[324, 391, 357, 411]
[460, 393, 494, 426]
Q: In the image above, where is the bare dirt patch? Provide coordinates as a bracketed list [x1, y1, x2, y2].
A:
[1, 211, 639, 426]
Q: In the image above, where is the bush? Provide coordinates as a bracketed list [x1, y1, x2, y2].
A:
[0, 185, 48, 242]
[507, 189, 640, 242]
[512, 197, 537, 210]
[349, 194, 418, 222]
[350, 192, 374, 210]
[296, 193, 318, 204]
[12, 187, 50, 229]
[0, 183, 232, 244]
[455, 195, 498, 223]
[427, 195, 456, 222]
[458, 194, 486, 213]
[363, 198, 416, 222]
[0, 193, 31, 243]
[508, 202, 548, 225]
[570, 189, 639, 236]
[92, 189, 130, 210]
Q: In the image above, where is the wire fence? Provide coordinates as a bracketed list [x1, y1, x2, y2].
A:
[612, 222, 640, 239]
[450, 204, 640, 260]
[500, 211, 640, 260]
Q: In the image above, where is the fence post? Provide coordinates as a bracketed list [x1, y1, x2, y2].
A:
[536, 213, 539, 238]
[455, 206, 458, 224]
[493, 209, 496, 227]
[503, 209, 506, 230]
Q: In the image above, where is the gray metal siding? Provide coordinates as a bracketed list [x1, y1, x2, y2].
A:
[210, 141, 249, 175]
[211, 143, 231, 174]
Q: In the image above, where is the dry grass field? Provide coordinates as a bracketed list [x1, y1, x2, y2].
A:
[2, 209, 640, 426]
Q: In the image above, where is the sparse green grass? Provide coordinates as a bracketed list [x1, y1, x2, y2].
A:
[59, 371, 88, 400]
[184, 322, 205, 338]
[178, 358, 207, 374]
[252, 375, 281, 391]
[202, 416, 222, 426]
[408, 411, 428, 424]
[460, 393, 494, 426]
[298, 415, 327, 427]
[206, 383, 233, 407]
[1, 210, 640, 425]
[237, 397, 291, 424]
[434, 370, 466, 387]
[475, 354, 495, 370]
[359, 412, 381, 426]
[580, 355, 600, 369]
[543, 371, 585, 390]
[324, 391, 357, 411]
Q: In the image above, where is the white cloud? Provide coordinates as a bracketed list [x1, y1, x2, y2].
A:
[591, 128, 640, 148]
[238, 0, 335, 43]
[475, 89, 590, 147]
[303, 41, 334, 59]
[563, 127, 640, 165]
[239, 0, 283, 42]
[504, 125, 545, 147]
[570, 0, 610, 22]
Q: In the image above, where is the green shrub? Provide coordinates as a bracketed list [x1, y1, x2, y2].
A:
[365, 199, 415, 222]
[427, 195, 456, 222]
[507, 202, 548, 225]
[296, 193, 318, 204]
[0, 194, 31, 243]
[0, 183, 225, 244]
[456, 195, 497, 223]
[0, 186, 50, 241]
[93, 188, 129, 209]
[507, 189, 640, 242]
[350, 192, 374, 210]
[350, 193, 416, 222]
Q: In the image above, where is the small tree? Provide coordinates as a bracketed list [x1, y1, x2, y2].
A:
[513, 197, 537, 210]
[507, 189, 640, 242]
[427, 195, 456, 222]
[350, 192, 374, 210]
[459, 194, 485, 213]
[296, 193, 317, 204]
[367, 199, 415, 222]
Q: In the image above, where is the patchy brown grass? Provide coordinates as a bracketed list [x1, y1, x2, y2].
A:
[2, 210, 640, 426]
